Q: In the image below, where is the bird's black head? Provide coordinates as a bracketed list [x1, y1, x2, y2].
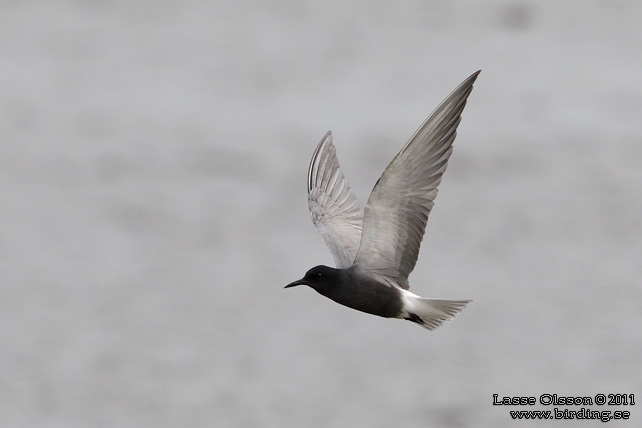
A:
[284, 265, 340, 293]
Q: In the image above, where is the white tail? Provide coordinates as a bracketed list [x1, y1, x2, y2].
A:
[401, 291, 471, 331]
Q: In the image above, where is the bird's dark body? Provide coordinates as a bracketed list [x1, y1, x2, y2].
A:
[291, 265, 404, 318]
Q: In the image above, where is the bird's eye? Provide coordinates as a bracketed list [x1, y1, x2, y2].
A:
[316, 272, 322, 277]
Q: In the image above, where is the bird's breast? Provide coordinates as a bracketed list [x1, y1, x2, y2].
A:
[320, 276, 403, 318]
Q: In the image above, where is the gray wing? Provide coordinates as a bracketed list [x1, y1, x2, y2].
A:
[353, 71, 480, 289]
[308, 131, 364, 269]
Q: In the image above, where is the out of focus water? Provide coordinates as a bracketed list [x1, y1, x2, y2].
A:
[1, 1, 641, 427]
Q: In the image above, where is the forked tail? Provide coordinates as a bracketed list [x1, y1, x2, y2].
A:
[402, 294, 471, 331]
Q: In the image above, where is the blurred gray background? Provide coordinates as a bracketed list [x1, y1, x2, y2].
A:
[1, 1, 641, 427]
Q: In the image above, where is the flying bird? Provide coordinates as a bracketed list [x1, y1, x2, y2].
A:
[285, 71, 479, 330]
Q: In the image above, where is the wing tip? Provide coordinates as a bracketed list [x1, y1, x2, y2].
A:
[451, 70, 481, 100]
[454, 69, 481, 96]
[468, 69, 481, 83]
[308, 131, 335, 192]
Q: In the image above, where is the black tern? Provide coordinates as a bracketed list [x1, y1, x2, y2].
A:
[286, 71, 479, 330]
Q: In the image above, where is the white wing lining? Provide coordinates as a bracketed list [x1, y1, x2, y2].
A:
[308, 131, 364, 269]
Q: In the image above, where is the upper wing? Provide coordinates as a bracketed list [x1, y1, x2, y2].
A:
[353, 71, 480, 289]
[308, 131, 364, 269]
